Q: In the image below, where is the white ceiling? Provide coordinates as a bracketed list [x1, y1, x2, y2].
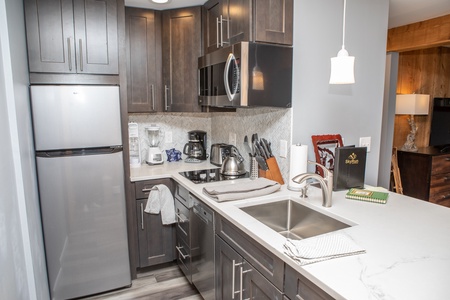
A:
[125, 0, 450, 29]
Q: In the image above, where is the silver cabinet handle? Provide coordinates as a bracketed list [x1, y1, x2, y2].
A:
[240, 266, 252, 300]
[151, 84, 155, 111]
[176, 212, 188, 223]
[78, 39, 83, 72]
[67, 38, 72, 71]
[164, 85, 170, 111]
[232, 260, 242, 299]
[140, 202, 144, 230]
[176, 245, 189, 259]
[216, 17, 220, 48]
[219, 15, 224, 47]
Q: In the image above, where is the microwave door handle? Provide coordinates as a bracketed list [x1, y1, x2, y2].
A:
[224, 53, 236, 101]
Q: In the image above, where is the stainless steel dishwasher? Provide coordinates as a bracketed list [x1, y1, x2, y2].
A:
[190, 194, 215, 300]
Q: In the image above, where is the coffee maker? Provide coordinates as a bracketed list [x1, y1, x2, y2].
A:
[183, 130, 207, 161]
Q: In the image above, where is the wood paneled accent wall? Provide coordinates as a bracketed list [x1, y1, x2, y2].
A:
[393, 47, 450, 148]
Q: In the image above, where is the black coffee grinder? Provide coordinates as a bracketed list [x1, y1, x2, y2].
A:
[184, 130, 208, 160]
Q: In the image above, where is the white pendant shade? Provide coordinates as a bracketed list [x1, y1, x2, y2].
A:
[330, 0, 355, 85]
[329, 47, 355, 84]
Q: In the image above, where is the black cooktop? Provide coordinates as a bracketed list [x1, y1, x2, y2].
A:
[179, 168, 249, 184]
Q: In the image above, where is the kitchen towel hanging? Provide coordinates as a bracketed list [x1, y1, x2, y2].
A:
[288, 144, 308, 191]
[144, 184, 176, 224]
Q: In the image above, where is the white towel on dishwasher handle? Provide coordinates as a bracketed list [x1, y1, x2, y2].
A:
[283, 233, 366, 266]
[144, 184, 176, 225]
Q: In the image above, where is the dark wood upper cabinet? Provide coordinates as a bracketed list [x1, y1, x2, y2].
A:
[254, 0, 293, 45]
[162, 7, 203, 112]
[125, 8, 162, 113]
[203, 0, 293, 54]
[24, 0, 119, 75]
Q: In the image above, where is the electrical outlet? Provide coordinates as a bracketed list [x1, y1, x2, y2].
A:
[165, 131, 172, 143]
[229, 132, 236, 146]
[359, 136, 371, 152]
[280, 140, 288, 158]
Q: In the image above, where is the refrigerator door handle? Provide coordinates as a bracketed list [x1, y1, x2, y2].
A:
[36, 146, 123, 158]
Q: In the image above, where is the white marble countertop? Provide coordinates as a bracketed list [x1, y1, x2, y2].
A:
[130, 161, 450, 300]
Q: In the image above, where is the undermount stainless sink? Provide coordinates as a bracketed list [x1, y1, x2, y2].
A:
[240, 199, 351, 240]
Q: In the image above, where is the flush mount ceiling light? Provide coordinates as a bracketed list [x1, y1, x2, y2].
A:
[151, 0, 169, 3]
[329, 0, 355, 85]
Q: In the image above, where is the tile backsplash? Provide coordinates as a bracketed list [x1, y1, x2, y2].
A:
[129, 107, 292, 182]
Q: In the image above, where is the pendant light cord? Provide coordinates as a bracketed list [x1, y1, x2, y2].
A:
[342, 0, 347, 49]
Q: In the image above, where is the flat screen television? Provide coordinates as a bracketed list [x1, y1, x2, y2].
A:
[429, 97, 450, 151]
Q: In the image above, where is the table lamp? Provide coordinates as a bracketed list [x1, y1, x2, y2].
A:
[395, 94, 430, 152]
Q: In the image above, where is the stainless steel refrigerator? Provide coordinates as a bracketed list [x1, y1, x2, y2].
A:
[30, 85, 131, 300]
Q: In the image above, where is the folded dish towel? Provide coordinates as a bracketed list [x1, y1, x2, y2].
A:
[202, 177, 281, 202]
[144, 184, 176, 225]
[283, 233, 366, 266]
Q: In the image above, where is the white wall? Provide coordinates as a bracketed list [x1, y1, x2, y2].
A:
[0, 0, 49, 299]
[291, 0, 389, 185]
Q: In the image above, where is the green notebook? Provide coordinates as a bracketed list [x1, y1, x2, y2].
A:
[346, 188, 389, 204]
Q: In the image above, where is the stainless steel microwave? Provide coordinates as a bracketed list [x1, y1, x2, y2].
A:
[198, 42, 293, 108]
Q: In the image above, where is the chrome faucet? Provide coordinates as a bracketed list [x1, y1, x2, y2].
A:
[292, 161, 333, 208]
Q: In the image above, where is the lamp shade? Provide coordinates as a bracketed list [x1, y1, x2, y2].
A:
[395, 94, 430, 115]
[329, 48, 355, 84]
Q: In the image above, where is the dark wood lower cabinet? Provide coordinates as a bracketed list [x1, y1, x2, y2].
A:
[215, 236, 283, 300]
[397, 147, 450, 207]
[284, 265, 334, 300]
[134, 179, 176, 268]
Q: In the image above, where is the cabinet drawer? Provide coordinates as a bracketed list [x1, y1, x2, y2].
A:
[135, 179, 173, 199]
[430, 173, 450, 207]
[176, 237, 192, 283]
[215, 215, 284, 291]
[431, 155, 450, 175]
[175, 199, 190, 245]
[284, 264, 334, 300]
[175, 184, 191, 207]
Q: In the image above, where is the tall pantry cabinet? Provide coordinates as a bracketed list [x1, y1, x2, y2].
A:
[125, 8, 162, 113]
[162, 7, 203, 112]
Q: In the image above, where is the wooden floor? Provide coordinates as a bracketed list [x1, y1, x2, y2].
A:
[83, 263, 202, 300]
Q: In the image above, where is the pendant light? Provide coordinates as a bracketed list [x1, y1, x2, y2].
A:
[329, 0, 355, 84]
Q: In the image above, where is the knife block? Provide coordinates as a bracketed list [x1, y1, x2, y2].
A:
[258, 157, 284, 185]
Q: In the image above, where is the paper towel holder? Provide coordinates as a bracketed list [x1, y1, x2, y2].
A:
[288, 143, 308, 192]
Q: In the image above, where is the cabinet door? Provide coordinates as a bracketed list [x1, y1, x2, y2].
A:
[254, 0, 293, 45]
[226, 0, 251, 45]
[215, 236, 243, 300]
[162, 7, 202, 112]
[243, 262, 284, 300]
[73, 0, 119, 74]
[136, 199, 175, 268]
[203, 0, 228, 53]
[24, 0, 76, 73]
[284, 264, 334, 300]
[125, 8, 162, 112]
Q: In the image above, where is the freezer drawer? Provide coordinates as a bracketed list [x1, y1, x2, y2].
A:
[36, 151, 130, 299]
[30, 85, 122, 151]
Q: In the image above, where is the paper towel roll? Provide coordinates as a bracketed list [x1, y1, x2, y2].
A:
[288, 144, 308, 191]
